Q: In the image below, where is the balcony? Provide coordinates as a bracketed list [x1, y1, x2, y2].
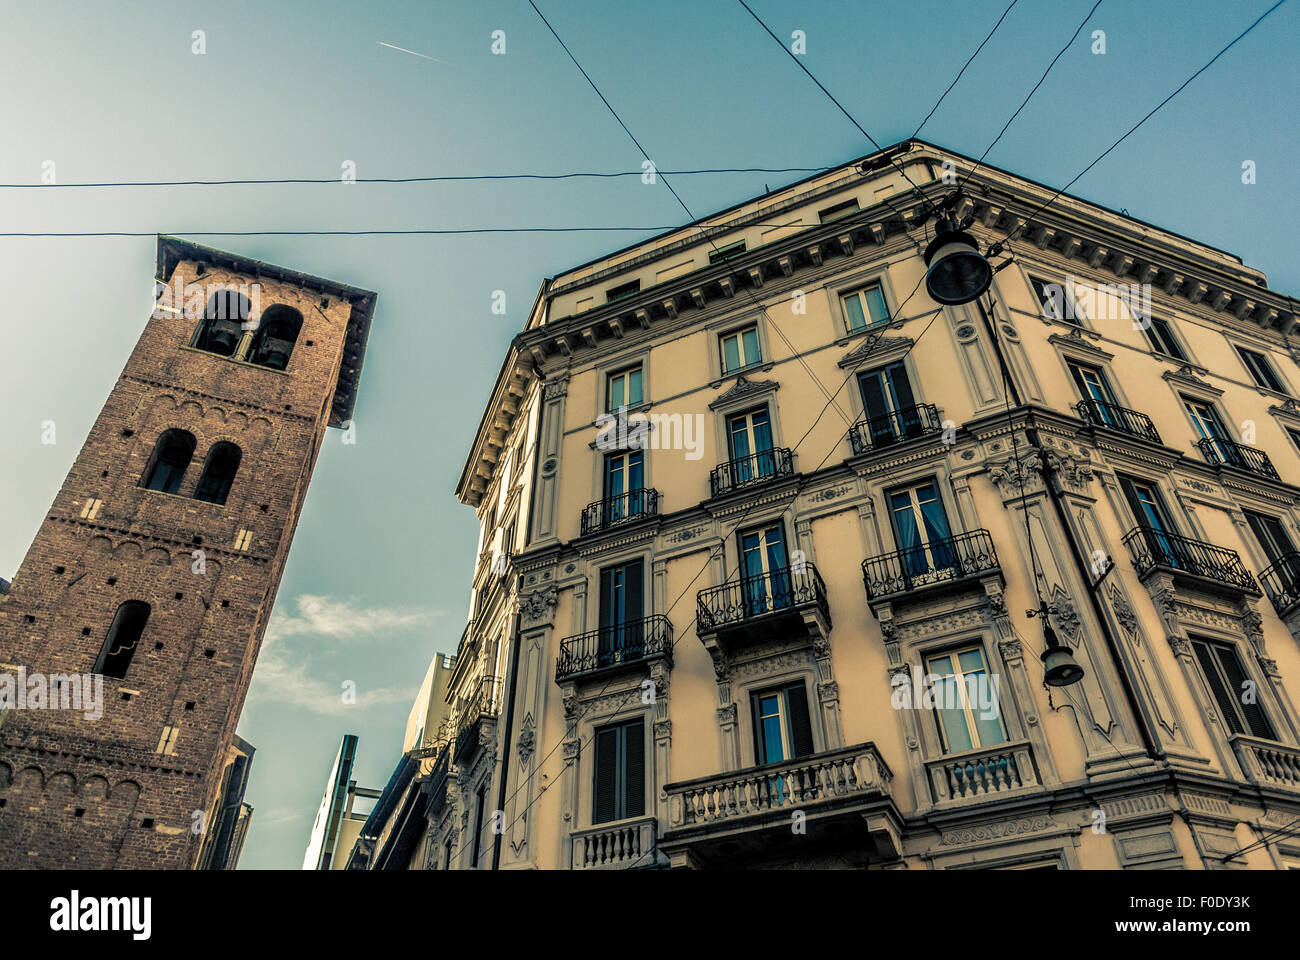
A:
[555, 615, 673, 683]
[1231, 735, 1300, 794]
[1122, 526, 1259, 597]
[695, 564, 829, 656]
[453, 675, 502, 763]
[424, 749, 450, 815]
[571, 816, 658, 870]
[660, 743, 899, 867]
[709, 447, 794, 498]
[848, 403, 943, 456]
[924, 740, 1041, 806]
[862, 529, 1001, 605]
[580, 488, 661, 535]
[1260, 553, 1300, 620]
[1198, 437, 1281, 481]
[1074, 399, 1162, 444]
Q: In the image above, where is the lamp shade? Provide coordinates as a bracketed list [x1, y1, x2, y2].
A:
[923, 219, 993, 305]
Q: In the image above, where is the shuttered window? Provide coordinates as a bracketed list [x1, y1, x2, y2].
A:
[751, 681, 815, 764]
[593, 717, 645, 824]
[1189, 635, 1275, 740]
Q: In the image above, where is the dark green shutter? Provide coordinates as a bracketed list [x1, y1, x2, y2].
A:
[623, 718, 645, 818]
[593, 726, 619, 824]
[786, 683, 815, 758]
[1214, 644, 1276, 740]
[1191, 639, 1244, 735]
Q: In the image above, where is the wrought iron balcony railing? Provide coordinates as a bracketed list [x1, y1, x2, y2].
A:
[664, 742, 892, 831]
[1197, 437, 1281, 480]
[1074, 398, 1162, 444]
[709, 447, 794, 497]
[696, 563, 828, 633]
[1122, 526, 1258, 593]
[580, 488, 661, 535]
[1260, 553, 1300, 619]
[453, 675, 502, 761]
[862, 529, 1000, 601]
[848, 403, 943, 455]
[556, 615, 674, 681]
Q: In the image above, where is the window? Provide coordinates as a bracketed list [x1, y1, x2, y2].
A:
[1288, 427, 1300, 455]
[1029, 275, 1081, 324]
[593, 717, 645, 824]
[603, 450, 644, 521]
[194, 442, 241, 505]
[818, 198, 859, 223]
[194, 291, 251, 357]
[1182, 395, 1229, 441]
[720, 324, 761, 374]
[1066, 360, 1123, 429]
[606, 365, 643, 412]
[1245, 511, 1296, 566]
[857, 362, 921, 444]
[887, 479, 955, 577]
[725, 406, 776, 482]
[606, 279, 640, 303]
[1140, 316, 1186, 360]
[1118, 475, 1177, 536]
[1189, 635, 1276, 740]
[925, 646, 1006, 753]
[248, 305, 302, 371]
[443, 837, 454, 869]
[1236, 346, 1287, 393]
[599, 559, 645, 642]
[95, 600, 150, 679]
[708, 241, 746, 264]
[469, 784, 487, 867]
[739, 522, 791, 617]
[841, 282, 891, 333]
[141, 429, 197, 495]
[751, 681, 814, 764]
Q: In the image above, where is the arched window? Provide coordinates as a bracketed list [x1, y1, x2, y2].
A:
[95, 601, 150, 679]
[248, 305, 303, 371]
[141, 429, 196, 494]
[194, 291, 253, 358]
[194, 442, 242, 505]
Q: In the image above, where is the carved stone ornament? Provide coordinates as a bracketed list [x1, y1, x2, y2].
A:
[709, 374, 779, 410]
[1048, 587, 1081, 639]
[562, 691, 577, 720]
[716, 703, 738, 726]
[817, 680, 840, 702]
[1108, 584, 1138, 635]
[987, 455, 1037, 492]
[516, 714, 535, 766]
[1167, 635, 1191, 658]
[654, 719, 673, 740]
[984, 591, 1008, 619]
[998, 638, 1023, 662]
[1242, 609, 1264, 646]
[561, 738, 581, 761]
[1257, 656, 1281, 679]
[543, 377, 569, 400]
[520, 585, 557, 625]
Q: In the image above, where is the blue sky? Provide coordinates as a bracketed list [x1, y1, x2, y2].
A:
[1, 0, 1296, 869]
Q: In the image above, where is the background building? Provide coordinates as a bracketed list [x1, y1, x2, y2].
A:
[426, 139, 1300, 869]
[195, 734, 256, 870]
[0, 238, 375, 869]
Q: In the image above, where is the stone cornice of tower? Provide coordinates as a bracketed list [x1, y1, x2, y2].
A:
[50, 516, 272, 564]
[154, 235, 378, 430]
[122, 373, 317, 424]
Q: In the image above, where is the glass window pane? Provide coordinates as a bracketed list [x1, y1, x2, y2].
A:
[722, 334, 740, 372]
[844, 294, 866, 331]
[627, 368, 642, 406]
[742, 328, 760, 365]
[864, 285, 889, 324]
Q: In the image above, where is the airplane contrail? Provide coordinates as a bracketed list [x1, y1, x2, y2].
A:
[377, 41, 448, 64]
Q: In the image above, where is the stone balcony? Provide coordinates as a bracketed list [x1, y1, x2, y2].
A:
[1231, 735, 1300, 794]
[570, 816, 658, 870]
[924, 739, 1042, 807]
[659, 742, 900, 867]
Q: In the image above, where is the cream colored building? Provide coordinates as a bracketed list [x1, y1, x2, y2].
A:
[427, 139, 1300, 870]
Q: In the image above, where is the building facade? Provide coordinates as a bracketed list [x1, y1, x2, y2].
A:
[0, 237, 375, 869]
[409, 140, 1300, 871]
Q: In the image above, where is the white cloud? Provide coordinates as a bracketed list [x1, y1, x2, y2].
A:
[247, 595, 437, 715]
[265, 593, 438, 644]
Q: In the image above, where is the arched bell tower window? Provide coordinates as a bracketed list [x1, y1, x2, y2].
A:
[141, 429, 197, 495]
[194, 442, 242, 505]
[194, 291, 253, 357]
[95, 600, 151, 679]
[248, 305, 303, 371]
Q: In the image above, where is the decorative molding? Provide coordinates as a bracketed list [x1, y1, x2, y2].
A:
[708, 374, 779, 410]
[520, 585, 557, 626]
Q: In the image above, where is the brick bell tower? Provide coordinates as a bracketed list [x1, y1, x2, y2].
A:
[0, 236, 375, 868]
